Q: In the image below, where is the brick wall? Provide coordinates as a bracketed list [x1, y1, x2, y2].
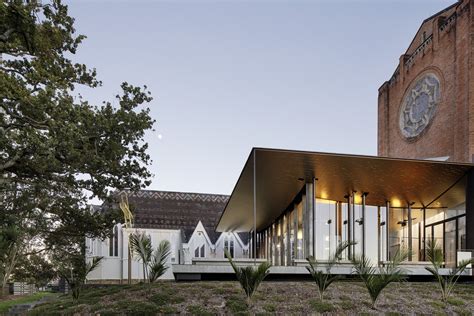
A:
[378, 0, 471, 162]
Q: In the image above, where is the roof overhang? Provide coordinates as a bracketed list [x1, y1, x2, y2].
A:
[216, 148, 473, 232]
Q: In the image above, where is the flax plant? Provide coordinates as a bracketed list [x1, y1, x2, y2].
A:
[225, 249, 271, 306]
[306, 241, 356, 301]
[352, 248, 410, 308]
[425, 239, 473, 302]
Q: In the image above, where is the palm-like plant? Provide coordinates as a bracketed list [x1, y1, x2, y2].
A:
[60, 256, 103, 301]
[425, 239, 473, 302]
[306, 241, 355, 301]
[352, 248, 409, 308]
[148, 240, 171, 282]
[225, 249, 271, 305]
[129, 232, 153, 282]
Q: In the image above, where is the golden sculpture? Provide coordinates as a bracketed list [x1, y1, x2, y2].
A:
[119, 192, 134, 229]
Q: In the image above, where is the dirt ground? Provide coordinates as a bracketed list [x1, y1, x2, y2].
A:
[30, 280, 474, 315]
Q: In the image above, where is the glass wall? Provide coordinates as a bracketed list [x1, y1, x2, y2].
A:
[297, 200, 304, 260]
[256, 175, 467, 269]
[314, 199, 336, 260]
[353, 202, 363, 256]
[340, 202, 350, 260]
[379, 206, 387, 263]
[365, 205, 378, 263]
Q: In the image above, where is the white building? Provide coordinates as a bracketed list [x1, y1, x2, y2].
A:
[86, 191, 249, 282]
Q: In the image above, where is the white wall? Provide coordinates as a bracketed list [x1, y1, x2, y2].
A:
[86, 223, 249, 281]
[86, 225, 182, 281]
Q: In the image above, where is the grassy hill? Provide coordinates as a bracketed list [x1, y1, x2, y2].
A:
[29, 281, 474, 315]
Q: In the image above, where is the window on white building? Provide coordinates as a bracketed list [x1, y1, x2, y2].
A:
[194, 245, 205, 258]
[224, 237, 234, 258]
[109, 225, 119, 257]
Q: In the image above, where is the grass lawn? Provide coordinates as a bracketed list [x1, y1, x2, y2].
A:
[0, 292, 55, 313]
[29, 281, 474, 315]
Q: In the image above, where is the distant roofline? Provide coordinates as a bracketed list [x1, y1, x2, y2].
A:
[122, 189, 230, 198]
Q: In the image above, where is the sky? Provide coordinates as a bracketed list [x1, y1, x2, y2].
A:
[65, 0, 454, 196]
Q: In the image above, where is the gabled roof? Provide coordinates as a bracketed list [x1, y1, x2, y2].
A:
[117, 190, 229, 243]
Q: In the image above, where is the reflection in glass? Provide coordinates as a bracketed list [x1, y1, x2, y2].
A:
[315, 199, 336, 260]
[445, 221, 456, 267]
[410, 208, 423, 261]
[458, 216, 466, 250]
[379, 206, 387, 262]
[353, 203, 363, 255]
[341, 203, 350, 260]
[297, 201, 304, 260]
[365, 205, 378, 263]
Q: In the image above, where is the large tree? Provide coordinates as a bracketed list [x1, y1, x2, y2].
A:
[0, 0, 155, 294]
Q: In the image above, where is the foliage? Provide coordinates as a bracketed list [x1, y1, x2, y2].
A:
[0, 224, 20, 296]
[129, 232, 153, 282]
[351, 248, 410, 308]
[0, 0, 154, 293]
[129, 232, 171, 283]
[56, 248, 103, 301]
[225, 249, 271, 305]
[11, 252, 56, 287]
[425, 239, 473, 302]
[306, 241, 355, 301]
[149, 239, 171, 282]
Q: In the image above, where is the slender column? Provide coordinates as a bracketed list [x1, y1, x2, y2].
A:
[280, 217, 284, 265]
[377, 206, 381, 265]
[346, 195, 352, 259]
[285, 213, 290, 265]
[293, 203, 299, 262]
[422, 207, 426, 261]
[253, 150, 257, 263]
[408, 202, 413, 261]
[269, 225, 274, 264]
[303, 192, 309, 259]
[466, 169, 474, 258]
[386, 201, 390, 261]
[362, 193, 367, 258]
[313, 178, 318, 258]
[352, 192, 356, 258]
[304, 182, 315, 258]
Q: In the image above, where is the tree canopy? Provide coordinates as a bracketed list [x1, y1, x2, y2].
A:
[0, 0, 155, 291]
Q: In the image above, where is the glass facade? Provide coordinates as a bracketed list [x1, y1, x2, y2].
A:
[256, 178, 467, 269]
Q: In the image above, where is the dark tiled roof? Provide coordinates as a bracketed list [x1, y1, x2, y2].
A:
[119, 190, 229, 243]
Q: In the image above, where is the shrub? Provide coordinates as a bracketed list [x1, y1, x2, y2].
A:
[425, 240, 473, 303]
[351, 248, 409, 308]
[225, 250, 271, 305]
[306, 241, 355, 301]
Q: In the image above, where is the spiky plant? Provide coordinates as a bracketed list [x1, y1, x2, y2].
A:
[425, 239, 473, 302]
[306, 241, 356, 301]
[60, 256, 103, 301]
[149, 240, 171, 282]
[129, 232, 153, 282]
[352, 248, 409, 308]
[225, 249, 271, 305]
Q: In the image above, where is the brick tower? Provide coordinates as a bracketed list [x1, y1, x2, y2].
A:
[378, 0, 474, 163]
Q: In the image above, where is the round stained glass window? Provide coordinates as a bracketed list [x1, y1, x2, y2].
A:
[399, 73, 440, 140]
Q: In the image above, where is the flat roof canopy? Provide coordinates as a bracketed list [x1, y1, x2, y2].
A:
[216, 148, 473, 232]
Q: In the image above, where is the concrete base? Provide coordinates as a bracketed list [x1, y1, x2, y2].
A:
[172, 262, 472, 281]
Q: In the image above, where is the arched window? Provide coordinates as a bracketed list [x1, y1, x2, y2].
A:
[224, 236, 234, 258]
[194, 245, 205, 258]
